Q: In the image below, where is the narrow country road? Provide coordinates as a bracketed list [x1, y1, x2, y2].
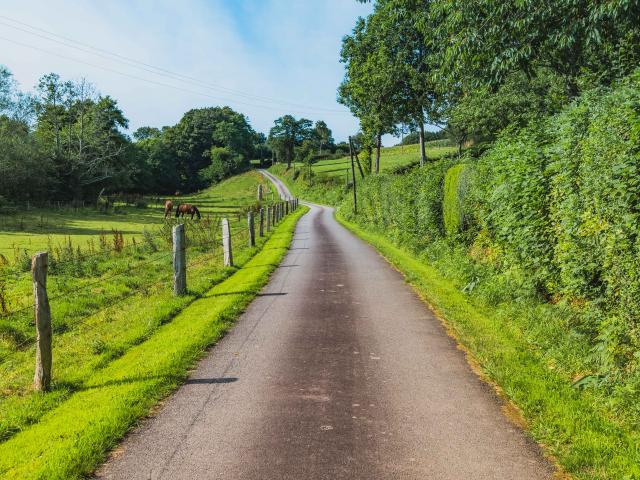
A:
[96, 172, 554, 480]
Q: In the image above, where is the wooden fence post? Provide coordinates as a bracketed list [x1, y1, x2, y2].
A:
[222, 218, 233, 267]
[257, 184, 263, 202]
[266, 206, 271, 232]
[285, 200, 289, 215]
[172, 224, 187, 295]
[259, 208, 264, 237]
[248, 211, 256, 247]
[33, 252, 52, 392]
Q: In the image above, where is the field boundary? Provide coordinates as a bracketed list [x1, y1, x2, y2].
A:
[0, 206, 308, 480]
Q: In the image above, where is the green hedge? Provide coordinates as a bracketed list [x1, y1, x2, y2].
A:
[473, 71, 640, 379]
[339, 69, 640, 385]
[443, 163, 470, 237]
[340, 158, 455, 250]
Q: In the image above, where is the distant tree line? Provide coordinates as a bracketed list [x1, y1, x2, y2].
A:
[0, 66, 340, 204]
[397, 129, 446, 146]
[267, 116, 337, 168]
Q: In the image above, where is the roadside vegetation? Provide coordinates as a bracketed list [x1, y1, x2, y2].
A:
[0, 172, 277, 460]
[0, 204, 306, 479]
[271, 76, 640, 475]
[264, 1, 640, 476]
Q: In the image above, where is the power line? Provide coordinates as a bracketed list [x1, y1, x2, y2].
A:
[0, 35, 346, 117]
[0, 15, 349, 115]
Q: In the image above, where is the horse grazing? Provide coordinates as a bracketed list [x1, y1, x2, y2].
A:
[175, 203, 201, 220]
[164, 200, 173, 218]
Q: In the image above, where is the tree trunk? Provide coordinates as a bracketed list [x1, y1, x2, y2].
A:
[375, 133, 381, 174]
[419, 123, 426, 167]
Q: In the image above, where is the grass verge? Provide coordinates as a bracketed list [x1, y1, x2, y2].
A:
[0, 206, 307, 480]
[336, 212, 640, 480]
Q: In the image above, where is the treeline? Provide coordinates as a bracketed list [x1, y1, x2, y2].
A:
[337, 1, 640, 383]
[340, 0, 640, 168]
[0, 66, 274, 203]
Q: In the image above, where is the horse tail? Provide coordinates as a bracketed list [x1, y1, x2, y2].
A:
[194, 206, 201, 219]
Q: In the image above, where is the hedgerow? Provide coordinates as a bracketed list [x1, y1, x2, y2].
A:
[340, 70, 640, 388]
[443, 163, 471, 238]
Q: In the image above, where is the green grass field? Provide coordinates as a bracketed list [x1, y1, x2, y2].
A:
[0, 171, 291, 475]
[300, 141, 456, 178]
[0, 171, 274, 264]
[0, 204, 306, 479]
[254, 140, 456, 180]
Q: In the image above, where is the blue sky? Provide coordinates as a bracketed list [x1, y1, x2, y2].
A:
[0, 0, 373, 141]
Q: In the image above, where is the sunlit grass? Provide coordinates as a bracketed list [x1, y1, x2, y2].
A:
[0, 199, 306, 479]
[288, 141, 457, 178]
[0, 171, 272, 260]
[336, 213, 640, 480]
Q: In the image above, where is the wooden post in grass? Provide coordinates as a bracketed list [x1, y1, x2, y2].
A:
[222, 217, 233, 267]
[266, 206, 271, 232]
[33, 252, 52, 392]
[248, 211, 255, 247]
[257, 184, 263, 202]
[259, 208, 264, 237]
[349, 136, 358, 215]
[285, 200, 289, 216]
[172, 224, 186, 296]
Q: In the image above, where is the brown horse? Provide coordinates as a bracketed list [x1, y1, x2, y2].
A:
[164, 200, 173, 218]
[175, 203, 201, 220]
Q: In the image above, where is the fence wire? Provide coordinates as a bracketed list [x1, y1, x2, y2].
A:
[0, 202, 297, 368]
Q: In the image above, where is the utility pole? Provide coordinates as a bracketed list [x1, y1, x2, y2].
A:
[349, 136, 365, 179]
[348, 136, 358, 215]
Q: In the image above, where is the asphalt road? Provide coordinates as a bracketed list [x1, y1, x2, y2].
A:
[96, 173, 554, 480]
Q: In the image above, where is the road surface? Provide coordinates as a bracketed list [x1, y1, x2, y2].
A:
[96, 172, 554, 480]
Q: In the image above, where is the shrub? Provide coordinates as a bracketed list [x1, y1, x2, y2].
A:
[443, 163, 469, 237]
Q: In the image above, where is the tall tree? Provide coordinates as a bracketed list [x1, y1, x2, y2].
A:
[339, 15, 399, 173]
[268, 115, 313, 168]
[165, 106, 255, 190]
[313, 120, 333, 154]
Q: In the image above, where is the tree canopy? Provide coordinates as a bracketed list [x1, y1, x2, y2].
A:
[342, 0, 640, 159]
[0, 67, 265, 202]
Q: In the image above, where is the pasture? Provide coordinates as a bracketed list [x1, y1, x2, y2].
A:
[0, 172, 272, 265]
[0, 171, 277, 450]
[303, 141, 456, 178]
